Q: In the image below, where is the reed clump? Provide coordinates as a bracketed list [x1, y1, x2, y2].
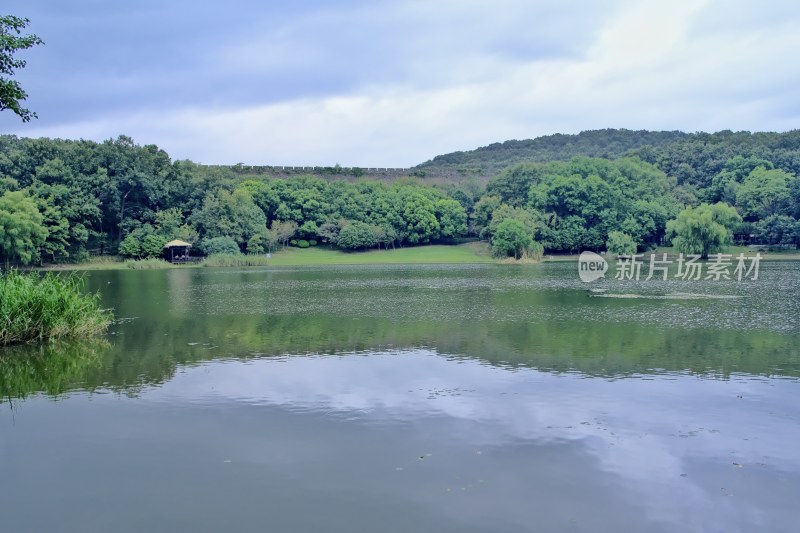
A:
[201, 254, 272, 267]
[124, 258, 174, 269]
[0, 271, 112, 345]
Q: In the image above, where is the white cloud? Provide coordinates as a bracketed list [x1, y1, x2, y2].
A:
[142, 348, 800, 531]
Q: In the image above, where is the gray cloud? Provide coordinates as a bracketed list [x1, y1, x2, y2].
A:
[2, 1, 603, 124]
[2, 0, 799, 165]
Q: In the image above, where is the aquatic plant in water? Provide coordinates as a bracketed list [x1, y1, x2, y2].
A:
[0, 271, 112, 345]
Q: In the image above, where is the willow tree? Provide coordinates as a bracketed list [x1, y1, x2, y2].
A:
[666, 202, 741, 259]
[0, 190, 47, 268]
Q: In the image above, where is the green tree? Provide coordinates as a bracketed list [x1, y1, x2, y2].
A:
[0, 190, 47, 267]
[666, 203, 742, 259]
[402, 192, 440, 244]
[336, 221, 378, 250]
[246, 227, 273, 254]
[435, 198, 468, 239]
[486, 164, 542, 207]
[199, 236, 240, 255]
[472, 195, 501, 237]
[486, 204, 537, 241]
[270, 220, 298, 248]
[0, 16, 43, 122]
[118, 224, 167, 259]
[752, 215, 799, 246]
[491, 218, 533, 259]
[706, 156, 773, 204]
[735, 167, 792, 220]
[191, 189, 266, 247]
[606, 231, 637, 256]
[154, 207, 184, 238]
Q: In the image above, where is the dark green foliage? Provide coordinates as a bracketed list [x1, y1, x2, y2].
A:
[0, 271, 111, 344]
[487, 157, 681, 252]
[753, 215, 799, 246]
[118, 224, 168, 259]
[199, 236, 240, 255]
[418, 129, 687, 176]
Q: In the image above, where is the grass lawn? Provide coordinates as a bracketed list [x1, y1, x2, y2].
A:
[39, 243, 496, 270]
[541, 246, 800, 262]
[265, 242, 494, 265]
[648, 245, 800, 260]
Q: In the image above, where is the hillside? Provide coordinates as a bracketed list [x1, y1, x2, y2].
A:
[413, 129, 800, 185]
[414, 129, 688, 177]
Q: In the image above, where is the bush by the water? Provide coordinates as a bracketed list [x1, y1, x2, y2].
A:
[201, 254, 272, 267]
[0, 271, 112, 345]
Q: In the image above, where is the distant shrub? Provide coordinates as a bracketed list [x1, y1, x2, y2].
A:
[308, 240, 318, 246]
[289, 239, 297, 246]
[296, 239, 310, 248]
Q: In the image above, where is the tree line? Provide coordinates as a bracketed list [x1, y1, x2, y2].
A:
[0, 135, 474, 265]
[478, 152, 800, 258]
[1, 131, 799, 266]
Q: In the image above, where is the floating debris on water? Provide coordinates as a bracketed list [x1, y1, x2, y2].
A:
[591, 292, 741, 300]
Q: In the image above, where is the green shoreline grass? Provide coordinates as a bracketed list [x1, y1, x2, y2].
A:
[542, 246, 800, 262]
[41, 243, 496, 269]
[37, 242, 799, 271]
[0, 271, 112, 345]
[263, 242, 495, 265]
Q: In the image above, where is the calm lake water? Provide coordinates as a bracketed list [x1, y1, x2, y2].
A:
[2, 261, 799, 533]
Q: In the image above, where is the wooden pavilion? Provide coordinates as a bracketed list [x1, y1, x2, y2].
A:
[163, 239, 192, 263]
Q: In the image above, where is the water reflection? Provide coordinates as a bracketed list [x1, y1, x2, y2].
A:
[4, 348, 797, 533]
[0, 340, 108, 400]
[145, 349, 800, 533]
[2, 262, 800, 532]
[2, 262, 799, 400]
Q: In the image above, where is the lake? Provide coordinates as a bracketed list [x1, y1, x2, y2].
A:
[2, 261, 799, 532]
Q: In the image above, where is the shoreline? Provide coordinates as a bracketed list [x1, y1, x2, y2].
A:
[33, 244, 800, 271]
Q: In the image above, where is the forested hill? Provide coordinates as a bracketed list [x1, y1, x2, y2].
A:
[414, 129, 800, 182]
[415, 129, 688, 175]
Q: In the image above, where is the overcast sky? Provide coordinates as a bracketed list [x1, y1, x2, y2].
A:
[2, 0, 799, 166]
